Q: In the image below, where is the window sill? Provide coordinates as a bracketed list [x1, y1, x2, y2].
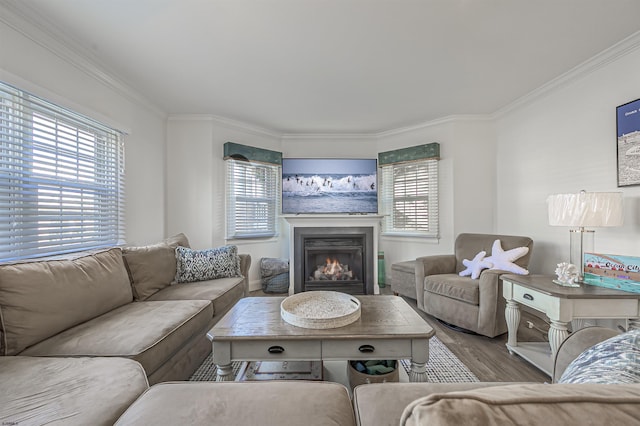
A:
[380, 233, 439, 243]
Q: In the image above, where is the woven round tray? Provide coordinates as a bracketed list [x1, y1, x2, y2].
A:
[280, 291, 361, 329]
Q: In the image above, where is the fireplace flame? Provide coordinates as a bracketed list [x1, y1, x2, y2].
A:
[323, 258, 343, 277]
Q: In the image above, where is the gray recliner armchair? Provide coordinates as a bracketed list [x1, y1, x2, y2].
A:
[415, 233, 533, 338]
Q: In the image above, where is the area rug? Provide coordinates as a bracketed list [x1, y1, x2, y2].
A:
[189, 336, 479, 383]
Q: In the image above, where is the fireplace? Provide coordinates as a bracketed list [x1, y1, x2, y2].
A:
[293, 226, 374, 294]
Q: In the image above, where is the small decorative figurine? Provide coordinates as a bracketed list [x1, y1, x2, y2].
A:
[553, 262, 580, 287]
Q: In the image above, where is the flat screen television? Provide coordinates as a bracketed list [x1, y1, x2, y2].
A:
[282, 158, 378, 214]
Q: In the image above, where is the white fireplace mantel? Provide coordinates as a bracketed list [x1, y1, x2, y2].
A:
[283, 215, 384, 295]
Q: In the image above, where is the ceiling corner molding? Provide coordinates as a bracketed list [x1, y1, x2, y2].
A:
[494, 30, 640, 119]
[167, 114, 215, 122]
[376, 114, 492, 138]
[209, 114, 282, 138]
[168, 114, 281, 139]
[280, 133, 375, 140]
[0, 2, 166, 119]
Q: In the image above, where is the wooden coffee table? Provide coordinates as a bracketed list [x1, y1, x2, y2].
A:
[207, 295, 435, 382]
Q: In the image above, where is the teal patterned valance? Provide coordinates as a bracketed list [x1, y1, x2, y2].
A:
[378, 142, 440, 166]
[223, 142, 282, 165]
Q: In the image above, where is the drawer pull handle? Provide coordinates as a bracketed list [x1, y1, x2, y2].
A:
[267, 345, 285, 354]
[358, 344, 375, 353]
[523, 293, 534, 301]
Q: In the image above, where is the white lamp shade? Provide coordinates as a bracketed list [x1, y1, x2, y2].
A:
[547, 192, 623, 227]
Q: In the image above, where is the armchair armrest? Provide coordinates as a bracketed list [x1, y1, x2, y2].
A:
[552, 326, 618, 383]
[475, 269, 505, 336]
[414, 255, 456, 309]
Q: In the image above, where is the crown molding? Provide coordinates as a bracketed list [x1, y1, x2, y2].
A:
[375, 114, 493, 139]
[0, 1, 166, 119]
[281, 133, 376, 140]
[168, 114, 282, 139]
[494, 30, 640, 118]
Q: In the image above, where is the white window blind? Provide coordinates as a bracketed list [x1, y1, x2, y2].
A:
[226, 158, 279, 239]
[0, 81, 125, 261]
[380, 159, 438, 237]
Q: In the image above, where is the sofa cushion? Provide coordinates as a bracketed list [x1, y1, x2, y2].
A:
[175, 245, 242, 283]
[353, 382, 508, 426]
[20, 300, 213, 376]
[0, 356, 148, 426]
[400, 383, 640, 426]
[115, 381, 356, 426]
[122, 233, 190, 301]
[424, 273, 479, 305]
[559, 328, 640, 384]
[0, 248, 132, 355]
[146, 276, 244, 316]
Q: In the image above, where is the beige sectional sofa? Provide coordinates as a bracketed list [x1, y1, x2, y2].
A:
[0, 234, 250, 425]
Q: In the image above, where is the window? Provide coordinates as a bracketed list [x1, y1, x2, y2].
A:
[225, 158, 280, 239]
[379, 159, 439, 237]
[0, 81, 125, 261]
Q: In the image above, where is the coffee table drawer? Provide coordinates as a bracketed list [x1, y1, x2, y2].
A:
[322, 339, 411, 360]
[231, 340, 321, 360]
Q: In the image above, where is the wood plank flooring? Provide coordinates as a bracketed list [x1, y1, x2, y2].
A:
[249, 289, 550, 383]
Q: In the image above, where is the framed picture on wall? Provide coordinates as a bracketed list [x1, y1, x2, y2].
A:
[617, 98, 640, 187]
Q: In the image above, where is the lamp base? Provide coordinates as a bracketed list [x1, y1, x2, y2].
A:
[569, 228, 594, 280]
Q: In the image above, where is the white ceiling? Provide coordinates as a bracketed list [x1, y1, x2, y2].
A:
[6, 0, 640, 134]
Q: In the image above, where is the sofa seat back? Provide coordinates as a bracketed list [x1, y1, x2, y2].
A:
[0, 248, 133, 355]
[20, 300, 212, 377]
[454, 233, 533, 273]
[400, 383, 640, 426]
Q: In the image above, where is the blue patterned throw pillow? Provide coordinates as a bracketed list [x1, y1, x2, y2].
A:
[559, 328, 640, 384]
[175, 245, 241, 283]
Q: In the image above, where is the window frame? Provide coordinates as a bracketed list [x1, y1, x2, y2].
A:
[0, 81, 125, 262]
[379, 158, 439, 238]
[225, 158, 280, 240]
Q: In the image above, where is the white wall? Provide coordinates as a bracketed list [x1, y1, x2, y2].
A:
[0, 18, 167, 245]
[496, 43, 640, 275]
[375, 118, 496, 280]
[166, 116, 282, 288]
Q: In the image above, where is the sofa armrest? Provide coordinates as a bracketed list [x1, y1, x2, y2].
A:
[552, 326, 619, 383]
[414, 255, 456, 310]
[239, 254, 252, 297]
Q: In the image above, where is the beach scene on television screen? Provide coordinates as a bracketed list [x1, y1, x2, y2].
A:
[282, 158, 378, 214]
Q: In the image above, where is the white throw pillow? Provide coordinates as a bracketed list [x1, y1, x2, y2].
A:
[485, 239, 529, 275]
[459, 250, 493, 279]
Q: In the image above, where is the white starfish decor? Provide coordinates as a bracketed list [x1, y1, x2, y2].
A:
[485, 239, 529, 275]
[459, 250, 493, 279]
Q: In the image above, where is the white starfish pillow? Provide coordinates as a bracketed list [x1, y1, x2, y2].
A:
[459, 250, 493, 279]
[485, 239, 530, 275]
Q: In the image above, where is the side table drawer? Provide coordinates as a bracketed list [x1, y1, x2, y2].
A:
[231, 340, 321, 361]
[322, 339, 411, 360]
[513, 285, 554, 311]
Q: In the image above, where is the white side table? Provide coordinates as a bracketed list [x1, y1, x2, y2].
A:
[502, 274, 640, 376]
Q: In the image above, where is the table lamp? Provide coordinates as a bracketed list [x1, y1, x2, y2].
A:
[547, 191, 623, 281]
